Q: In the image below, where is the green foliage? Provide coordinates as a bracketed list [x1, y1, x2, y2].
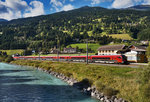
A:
[95, 81, 106, 91]
[1, 7, 150, 51]
[138, 28, 150, 40]
[5, 56, 14, 63]
[108, 34, 133, 40]
[0, 51, 14, 63]
[0, 50, 24, 55]
[67, 43, 100, 53]
[103, 87, 119, 97]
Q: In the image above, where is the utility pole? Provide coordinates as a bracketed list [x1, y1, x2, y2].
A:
[39, 51, 40, 60]
[57, 35, 59, 62]
[86, 39, 88, 64]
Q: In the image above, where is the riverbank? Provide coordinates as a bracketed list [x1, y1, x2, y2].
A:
[11, 60, 142, 102]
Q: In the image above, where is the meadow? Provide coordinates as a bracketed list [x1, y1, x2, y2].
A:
[0, 50, 24, 55]
[108, 34, 133, 40]
[67, 43, 100, 53]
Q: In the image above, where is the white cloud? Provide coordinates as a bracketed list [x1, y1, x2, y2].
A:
[143, 0, 150, 4]
[111, 0, 134, 8]
[50, 0, 75, 12]
[50, 0, 63, 11]
[0, 0, 28, 20]
[3, 0, 28, 11]
[23, 1, 45, 17]
[61, 4, 74, 11]
[91, 0, 113, 5]
[50, 0, 63, 7]
[0, 9, 22, 20]
[111, 0, 150, 8]
[91, 0, 101, 5]
[0, 0, 45, 20]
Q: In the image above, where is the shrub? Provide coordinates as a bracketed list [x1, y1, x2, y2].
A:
[65, 72, 73, 77]
[80, 78, 92, 87]
[5, 56, 14, 63]
[95, 81, 105, 92]
[103, 87, 119, 97]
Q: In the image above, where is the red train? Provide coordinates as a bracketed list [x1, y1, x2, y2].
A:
[13, 55, 128, 64]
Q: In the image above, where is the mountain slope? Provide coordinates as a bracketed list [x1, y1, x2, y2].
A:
[0, 6, 150, 51]
[0, 19, 7, 22]
[127, 5, 150, 11]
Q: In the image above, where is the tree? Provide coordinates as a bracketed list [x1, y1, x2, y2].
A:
[138, 28, 150, 40]
[82, 31, 89, 39]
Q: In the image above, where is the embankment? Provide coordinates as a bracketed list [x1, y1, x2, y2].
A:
[11, 60, 142, 102]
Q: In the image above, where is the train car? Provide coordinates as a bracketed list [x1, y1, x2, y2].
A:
[90, 55, 127, 64]
[70, 56, 87, 62]
[13, 55, 128, 64]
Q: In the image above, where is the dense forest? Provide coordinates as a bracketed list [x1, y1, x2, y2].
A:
[0, 6, 150, 52]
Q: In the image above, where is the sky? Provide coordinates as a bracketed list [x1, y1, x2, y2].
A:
[0, 0, 150, 20]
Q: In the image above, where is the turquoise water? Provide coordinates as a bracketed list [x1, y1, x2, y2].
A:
[0, 63, 100, 102]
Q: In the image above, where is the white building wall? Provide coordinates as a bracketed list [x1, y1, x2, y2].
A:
[98, 50, 120, 55]
[124, 51, 137, 62]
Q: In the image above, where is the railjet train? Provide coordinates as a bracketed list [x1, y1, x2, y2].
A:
[13, 55, 128, 64]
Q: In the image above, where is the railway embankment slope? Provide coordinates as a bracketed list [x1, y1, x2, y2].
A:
[11, 60, 149, 102]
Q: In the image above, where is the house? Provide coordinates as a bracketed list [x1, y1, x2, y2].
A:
[97, 44, 127, 55]
[124, 45, 148, 63]
[140, 40, 149, 45]
[50, 48, 60, 54]
[97, 44, 148, 63]
[63, 47, 77, 53]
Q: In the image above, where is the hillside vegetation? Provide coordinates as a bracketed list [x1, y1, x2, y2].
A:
[0, 6, 150, 52]
[67, 43, 100, 53]
[0, 50, 24, 55]
[108, 34, 133, 40]
[11, 60, 148, 102]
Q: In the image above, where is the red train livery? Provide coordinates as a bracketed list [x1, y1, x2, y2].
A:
[13, 55, 128, 64]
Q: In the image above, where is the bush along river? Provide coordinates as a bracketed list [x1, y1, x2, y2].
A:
[0, 63, 100, 102]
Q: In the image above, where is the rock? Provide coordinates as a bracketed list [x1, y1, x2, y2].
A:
[100, 97, 104, 101]
[111, 96, 117, 101]
[118, 98, 124, 102]
[114, 98, 118, 102]
[91, 92, 96, 97]
[87, 87, 92, 91]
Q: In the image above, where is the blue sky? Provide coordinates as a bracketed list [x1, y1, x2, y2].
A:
[0, 0, 150, 20]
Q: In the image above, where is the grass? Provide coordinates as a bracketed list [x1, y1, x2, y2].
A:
[108, 34, 133, 40]
[0, 50, 24, 55]
[67, 43, 100, 53]
[11, 60, 143, 102]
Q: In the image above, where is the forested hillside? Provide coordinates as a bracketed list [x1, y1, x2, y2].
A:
[0, 6, 150, 52]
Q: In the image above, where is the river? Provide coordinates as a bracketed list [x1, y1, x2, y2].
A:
[0, 63, 100, 102]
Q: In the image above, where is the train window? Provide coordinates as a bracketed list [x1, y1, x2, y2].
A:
[118, 57, 121, 59]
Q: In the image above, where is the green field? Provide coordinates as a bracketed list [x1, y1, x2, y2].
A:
[0, 50, 24, 55]
[11, 60, 146, 102]
[67, 43, 100, 53]
[108, 34, 133, 40]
